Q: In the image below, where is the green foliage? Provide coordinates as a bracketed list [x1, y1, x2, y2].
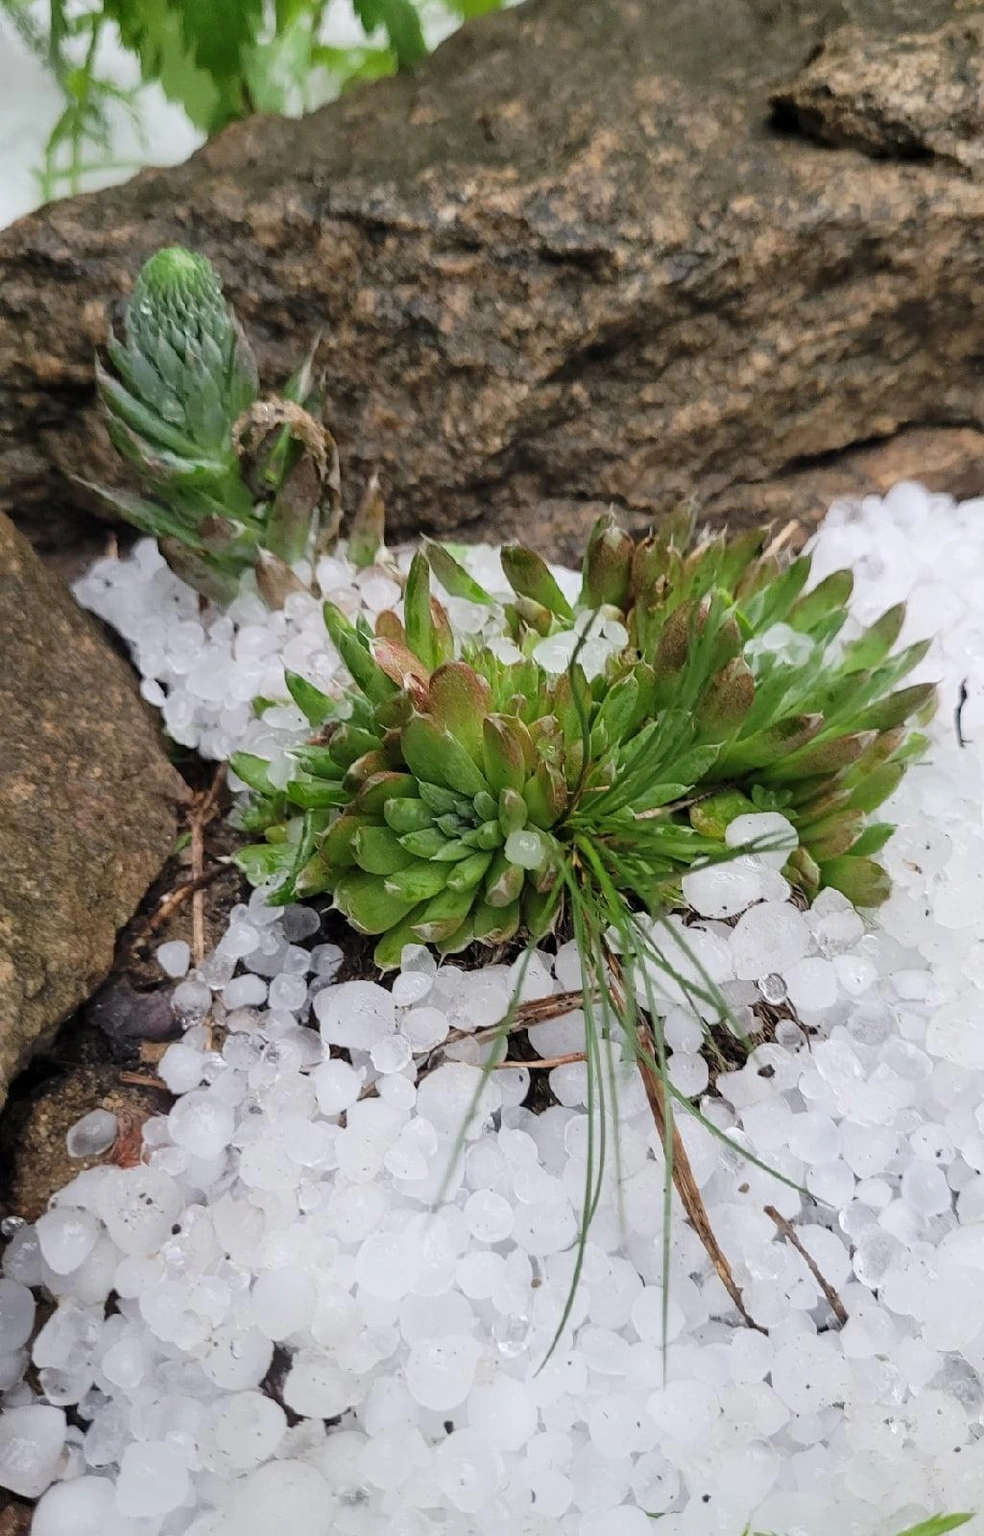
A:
[746, 1518, 973, 1536]
[88, 245, 344, 603]
[233, 509, 935, 967]
[5, 0, 507, 201]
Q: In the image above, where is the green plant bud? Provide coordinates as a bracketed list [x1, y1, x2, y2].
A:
[352, 824, 416, 875]
[783, 845, 821, 894]
[288, 745, 343, 779]
[283, 671, 335, 727]
[473, 790, 498, 823]
[373, 907, 430, 971]
[435, 812, 463, 837]
[429, 597, 456, 669]
[404, 553, 437, 669]
[326, 723, 382, 768]
[324, 603, 397, 703]
[499, 787, 528, 836]
[818, 855, 891, 908]
[581, 512, 634, 610]
[351, 772, 418, 815]
[501, 546, 575, 620]
[384, 861, 451, 903]
[849, 822, 894, 859]
[428, 662, 492, 761]
[319, 813, 373, 869]
[383, 797, 434, 834]
[335, 869, 418, 934]
[524, 761, 568, 829]
[348, 473, 386, 569]
[463, 820, 505, 851]
[432, 838, 473, 862]
[523, 882, 561, 938]
[343, 749, 392, 789]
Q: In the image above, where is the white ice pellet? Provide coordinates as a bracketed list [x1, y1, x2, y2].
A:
[66, 1110, 118, 1161]
[0, 1279, 34, 1352]
[681, 857, 764, 919]
[155, 939, 191, 978]
[0, 1404, 66, 1497]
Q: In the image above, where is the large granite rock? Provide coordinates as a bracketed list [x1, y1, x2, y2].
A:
[0, 514, 187, 1106]
[2, 0, 984, 564]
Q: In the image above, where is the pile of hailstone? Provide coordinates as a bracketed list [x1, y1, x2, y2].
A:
[4, 483, 984, 1536]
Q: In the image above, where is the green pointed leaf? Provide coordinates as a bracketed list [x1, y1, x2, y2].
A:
[819, 855, 891, 908]
[231, 841, 296, 885]
[384, 860, 451, 903]
[400, 826, 451, 859]
[412, 884, 476, 943]
[404, 552, 436, 669]
[285, 778, 350, 810]
[351, 771, 418, 815]
[290, 745, 344, 779]
[402, 714, 490, 798]
[383, 797, 433, 834]
[500, 546, 575, 619]
[852, 682, 938, 733]
[473, 895, 521, 944]
[848, 821, 895, 858]
[788, 568, 854, 635]
[230, 751, 277, 795]
[483, 715, 532, 795]
[843, 760, 905, 815]
[352, 823, 416, 875]
[445, 850, 494, 893]
[423, 540, 494, 604]
[842, 603, 906, 672]
[419, 781, 462, 814]
[284, 670, 336, 726]
[334, 869, 418, 934]
[348, 474, 386, 569]
[373, 906, 431, 971]
[428, 662, 492, 761]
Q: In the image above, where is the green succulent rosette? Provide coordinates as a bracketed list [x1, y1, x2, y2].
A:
[232, 510, 935, 968]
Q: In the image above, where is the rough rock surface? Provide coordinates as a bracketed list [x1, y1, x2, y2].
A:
[2, 0, 984, 564]
[0, 514, 186, 1106]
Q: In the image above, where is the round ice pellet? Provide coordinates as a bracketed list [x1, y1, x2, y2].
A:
[0, 1280, 34, 1352]
[66, 1110, 118, 1161]
[464, 1190, 515, 1243]
[156, 940, 191, 979]
[35, 1208, 99, 1275]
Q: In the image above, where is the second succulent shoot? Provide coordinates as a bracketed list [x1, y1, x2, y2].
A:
[90, 246, 343, 605]
[232, 510, 935, 969]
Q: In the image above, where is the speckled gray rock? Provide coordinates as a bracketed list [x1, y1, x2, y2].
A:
[0, 513, 187, 1105]
[2, 0, 984, 566]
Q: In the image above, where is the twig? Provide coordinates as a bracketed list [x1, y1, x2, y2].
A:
[765, 1204, 848, 1325]
[635, 1023, 766, 1334]
[119, 1072, 167, 1091]
[134, 866, 224, 942]
[191, 764, 227, 967]
[764, 520, 802, 559]
[494, 1051, 586, 1071]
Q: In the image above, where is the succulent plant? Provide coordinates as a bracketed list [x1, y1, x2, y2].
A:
[89, 245, 342, 604]
[232, 509, 935, 969]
